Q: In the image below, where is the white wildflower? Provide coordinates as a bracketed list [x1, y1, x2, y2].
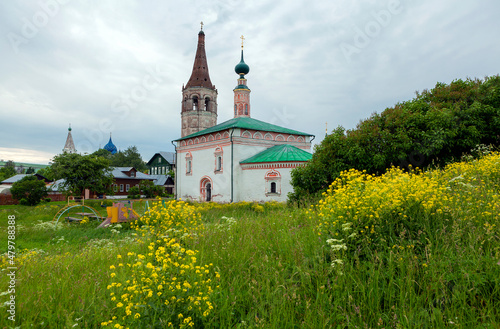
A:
[330, 244, 347, 252]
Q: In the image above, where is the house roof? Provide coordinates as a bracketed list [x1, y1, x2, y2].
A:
[149, 175, 174, 186]
[1, 174, 52, 185]
[47, 179, 67, 192]
[240, 144, 312, 164]
[0, 184, 12, 195]
[175, 117, 314, 141]
[1, 174, 29, 184]
[147, 152, 176, 165]
[111, 167, 154, 180]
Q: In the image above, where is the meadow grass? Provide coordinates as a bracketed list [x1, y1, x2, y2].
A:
[0, 154, 498, 328]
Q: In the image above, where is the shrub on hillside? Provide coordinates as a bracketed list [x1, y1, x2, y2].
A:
[291, 76, 500, 199]
[11, 176, 48, 206]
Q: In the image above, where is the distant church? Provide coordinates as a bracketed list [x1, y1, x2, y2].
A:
[174, 26, 314, 202]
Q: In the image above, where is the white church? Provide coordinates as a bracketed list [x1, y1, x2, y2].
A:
[174, 27, 314, 202]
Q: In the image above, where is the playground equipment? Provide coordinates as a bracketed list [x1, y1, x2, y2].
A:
[53, 197, 102, 224]
[98, 201, 141, 228]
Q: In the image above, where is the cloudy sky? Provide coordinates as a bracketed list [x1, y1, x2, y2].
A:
[1, 0, 498, 165]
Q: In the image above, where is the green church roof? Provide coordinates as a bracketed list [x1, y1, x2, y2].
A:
[175, 117, 313, 141]
[240, 144, 312, 164]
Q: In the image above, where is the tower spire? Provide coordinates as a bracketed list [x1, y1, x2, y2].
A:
[185, 25, 214, 89]
[233, 36, 251, 118]
[63, 124, 76, 154]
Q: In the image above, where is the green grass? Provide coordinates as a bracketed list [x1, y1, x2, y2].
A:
[0, 165, 498, 329]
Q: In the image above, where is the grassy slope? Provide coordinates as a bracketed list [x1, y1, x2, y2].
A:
[0, 154, 498, 328]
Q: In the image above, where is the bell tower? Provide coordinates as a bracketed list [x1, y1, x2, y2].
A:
[233, 35, 251, 118]
[181, 23, 218, 137]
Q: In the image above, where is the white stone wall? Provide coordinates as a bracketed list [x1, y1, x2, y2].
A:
[176, 129, 311, 203]
[235, 166, 294, 202]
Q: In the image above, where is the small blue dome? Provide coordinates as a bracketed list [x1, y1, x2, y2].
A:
[103, 135, 117, 154]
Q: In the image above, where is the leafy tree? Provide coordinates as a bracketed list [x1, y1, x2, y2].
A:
[0, 161, 17, 182]
[91, 148, 113, 159]
[139, 180, 164, 198]
[290, 76, 500, 200]
[11, 176, 47, 206]
[107, 146, 147, 172]
[35, 167, 53, 180]
[25, 167, 35, 174]
[48, 153, 114, 196]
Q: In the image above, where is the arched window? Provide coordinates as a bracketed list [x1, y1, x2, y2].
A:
[192, 96, 198, 111]
[265, 169, 281, 196]
[245, 104, 248, 115]
[200, 176, 213, 202]
[205, 97, 210, 111]
[214, 146, 223, 173]
[234, 104, 237, 116]
[217, 156, 222, 171]
[185, 152, 193, 175]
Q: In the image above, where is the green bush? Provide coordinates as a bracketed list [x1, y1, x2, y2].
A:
[18, 198, 29, 206]
[291, 76, 500, 199]
[11, 176, 48, 206]
[127, 186, 141, 199]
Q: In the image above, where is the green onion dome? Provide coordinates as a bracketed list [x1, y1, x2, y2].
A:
[235, 50, 250, 76]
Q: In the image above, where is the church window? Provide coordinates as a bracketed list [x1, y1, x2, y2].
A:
[205, 97, 210, 111]
[186, 152, 193, 175]
[200, 176, 213, 202]
[234, 104, 237, 116]
[214, 146, 223, 173]
[216, 156, 222, 171]
[265, 169, 281, 196]
[192, 96, 198, 111]
[245, 104, 248, 115]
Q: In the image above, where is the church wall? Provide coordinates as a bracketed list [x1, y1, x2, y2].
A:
[176, 133, 311, 203]
[234, 167, 295, 202]
[177, 143, 232, 202]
